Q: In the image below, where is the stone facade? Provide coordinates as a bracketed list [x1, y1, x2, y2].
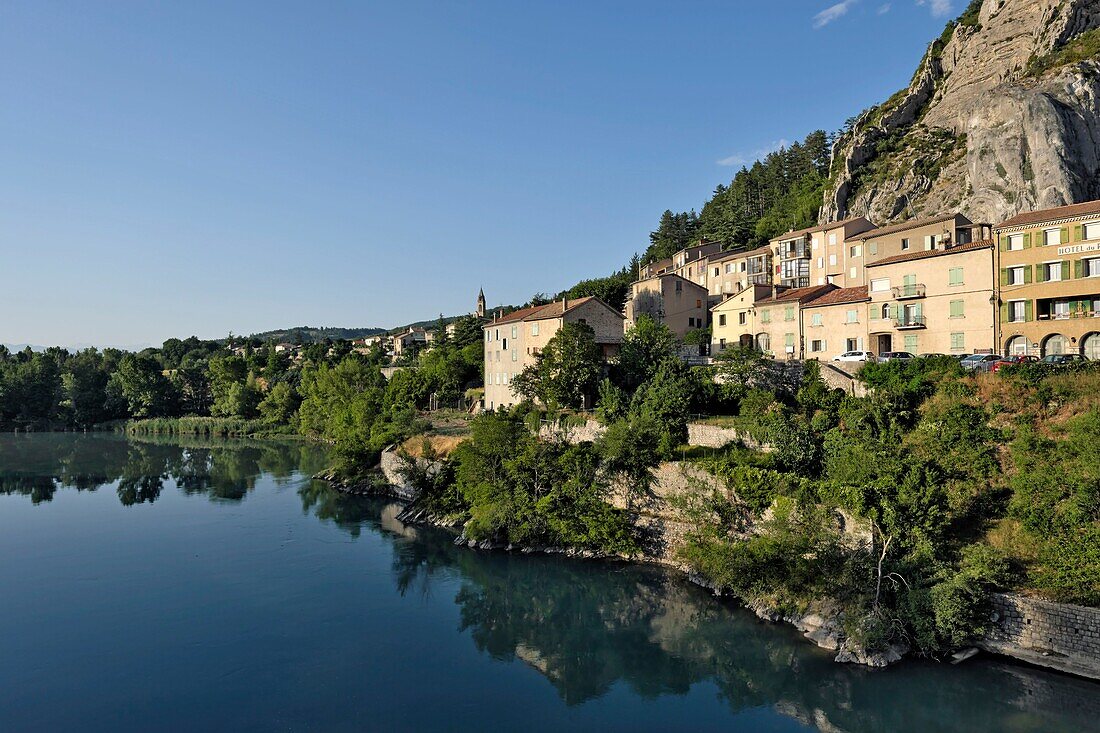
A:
[982, 592, 1100, 680]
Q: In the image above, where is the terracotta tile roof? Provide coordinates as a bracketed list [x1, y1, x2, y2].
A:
[524, 296, 599, 320]
[998, 199, 1100, 229]
[489, 303, 552, 325]
[707, 244, 772, 263]
[803, 285, 870, 308]
[859, 213, 965, 240]
[768, 216, 874, 243]
[865, 239, 993, 268]
[757, 283, 836, 305]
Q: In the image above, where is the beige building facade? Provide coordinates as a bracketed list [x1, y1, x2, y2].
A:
[624, 273, 709, 339]
[800, 287, 871, 358]
[865, 240, 996, 355]
[769, 217, 876, 290]
[710, 283, 772, 353]
[483, 296, 624, 410]
[995, 199, 1100, 358]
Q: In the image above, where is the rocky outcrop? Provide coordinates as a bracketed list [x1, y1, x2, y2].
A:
[823, 0, 1100, 226]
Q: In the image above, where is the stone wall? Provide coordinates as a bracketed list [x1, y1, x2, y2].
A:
[817, 362, 868, 397]
[981, 592, 1100, 680]
[686, 423, 769, 450]
[379, 448, 425, 501]
[538, 419, 606, 443]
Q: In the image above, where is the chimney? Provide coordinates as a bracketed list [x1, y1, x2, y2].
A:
[496, 309, 502, 321]
[562, 296, 568, 311]
[772, 284, 779, 299]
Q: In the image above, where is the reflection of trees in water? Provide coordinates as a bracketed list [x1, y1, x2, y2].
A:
[0, 434, 330, 506]
[314, 497, 1099, 732]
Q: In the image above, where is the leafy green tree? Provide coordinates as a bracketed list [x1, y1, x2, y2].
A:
[63, 349, 111, 426]
[616, 315, 676, 391]
[258, 381, 300, 425]
[108, 353, 176, 418]
[511, 322, 603, 410]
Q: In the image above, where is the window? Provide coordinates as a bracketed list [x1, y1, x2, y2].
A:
[1087, 258, 1100, 277]
[846, 309, 858, 324]
[901, 238, 910, 251]
[784, 333, 795, 348]
[761, 310, 771, 324]
[948, 267, 964, 286]
[869, 242, 878, 255]
[850, 267, 857, 280]
[829, 233, 837, 245]
[531, 322, 539, 336]
[850, 244, 863, 258]
[1007, 266, 1025, 285]
[1044, 228, 1062, 246]
[810, 339, 826, 352]
[502, 337, 508, 350]
[713, 267, 720, 276]
[950, 332, 966, 351]
[924, 235, 937, 250]
[1086, 222, 1100, 241]
[870, 278, 890, 292]
[811, 313, 823, 327]
[675, 281, 682, 292]
[719, 338, 726, 349]
[904, 335, 918, 351]
[1053, 301, 1070, 320]
[485, 331, 491, 343]
[718, 314, 726, 326]
[1008, 300, 1026, 323]
[738, 312, 747, 325]
[811, 236, 819, 250]
[1045, 262, 1062, 282]
[696, 299, 703, 308]
[949, 300, 964, 318]
[828, 253, 837, 267]
[784, 305, 795, 321]
[1007, 234, 1024, 251]
[511, 325, 518, 339]
[511, 349, 517, 362]
[816, 257, 824, 269]
[688, 317, 695, 328]
[725, 263, 732, 274]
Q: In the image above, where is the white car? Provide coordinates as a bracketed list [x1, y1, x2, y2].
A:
[833, 351, 877, 363]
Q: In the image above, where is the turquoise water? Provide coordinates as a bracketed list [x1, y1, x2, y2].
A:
[1, 433, 1097, 732]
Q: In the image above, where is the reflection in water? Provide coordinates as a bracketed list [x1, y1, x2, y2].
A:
[1, 434, 1096, 732]
[322, 496, 1100, 732]
[0, 433, 330, 505]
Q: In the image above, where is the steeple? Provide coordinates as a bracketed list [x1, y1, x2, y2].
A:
[476, 287, 486, 318]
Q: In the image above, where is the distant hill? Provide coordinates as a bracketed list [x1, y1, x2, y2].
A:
[247, 326, 388, 344]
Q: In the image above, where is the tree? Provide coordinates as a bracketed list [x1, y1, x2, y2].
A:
[616, 315, 677, 391]
[258, 381, 300, 424]
[645, 209, 700, 264]
[64, 349, 110, 426]
[511, 322, 603, 409]
[108, 353, 175, 418]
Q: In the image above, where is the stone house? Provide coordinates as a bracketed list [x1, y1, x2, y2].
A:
[623, 273, 710, 340]
[800, 286, 872, 359]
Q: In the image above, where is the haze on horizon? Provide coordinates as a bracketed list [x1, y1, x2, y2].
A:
[2, 1, 953, 348]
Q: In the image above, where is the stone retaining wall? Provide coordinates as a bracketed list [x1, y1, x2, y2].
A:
[686, 423, 768, 450]
[538, 419, 606, 443]
[981, 592, 1100, 680]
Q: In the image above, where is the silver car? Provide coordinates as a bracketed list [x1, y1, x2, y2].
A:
[961, 354, 1003, 372]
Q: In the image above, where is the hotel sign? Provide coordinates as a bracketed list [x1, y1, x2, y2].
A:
[1057, 243, 1100, 256]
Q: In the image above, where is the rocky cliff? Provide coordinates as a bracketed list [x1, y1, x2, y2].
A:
[823, 0, 1100, 226]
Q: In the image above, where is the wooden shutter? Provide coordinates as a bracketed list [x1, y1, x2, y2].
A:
[1000, 303, 1009, 324]
[1024, 265, 1033, 284]
[1075, 259, 1085, 279]
[1000, 268, 1009, 286]
[1025, 300, 1034, 322]
[1036, 265, 1046, 283]
[1075, 225, 1084, 241]
[1061, 226, 1070, 243]
[1062, 261, 1071, 280]
[999, 235, 1009, 251]
[1023, 232, 1032, 248]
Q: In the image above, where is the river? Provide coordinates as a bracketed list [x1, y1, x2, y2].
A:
[0, 433, 1097, 732]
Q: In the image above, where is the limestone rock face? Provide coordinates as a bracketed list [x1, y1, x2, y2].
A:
[823, 0, 1100, 226]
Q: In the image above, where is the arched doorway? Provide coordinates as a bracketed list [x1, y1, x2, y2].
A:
[1005, 336, 1028, 356]
[756, 333, 770, 353]
[1083, 333, 1100, 360]
[1042, 333, 1067, 357]
[739, 333, 753, 349]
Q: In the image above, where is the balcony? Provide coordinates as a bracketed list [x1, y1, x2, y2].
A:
[891, 283, 926, 300]
[894, 315, 927, 330]
[780, 245, 809, 260]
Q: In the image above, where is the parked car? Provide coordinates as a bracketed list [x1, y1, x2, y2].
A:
[879, 351, 916, 362]
[918, 353, 948, 358]
[990, 354, 1039, 373]
[833, 351, 877, 363]
[1040, 353, 1088, 366]
[961, 354, 1004, 372]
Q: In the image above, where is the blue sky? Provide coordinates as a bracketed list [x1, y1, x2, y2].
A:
[1, 1, 954, 347]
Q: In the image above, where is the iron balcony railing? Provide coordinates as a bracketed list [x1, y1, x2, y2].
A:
[894, 315, 927, 329]
[891, 283, 926, 299]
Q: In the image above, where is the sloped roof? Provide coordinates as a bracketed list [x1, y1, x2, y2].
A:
[769, 216, 874, 243]
[865, 239, 993, 268]
[489, 303, 552, 325]
[998, 199, 1100, 229]
[756, 284, 836, 305]
[802, 285, 870, 308]
[859, 213, 966, 240]
[488, 296, 625, 326]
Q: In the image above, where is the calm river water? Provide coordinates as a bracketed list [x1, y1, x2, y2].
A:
[1, 433, 1097, 732]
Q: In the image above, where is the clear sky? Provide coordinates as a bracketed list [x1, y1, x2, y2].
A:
[1, 0, 954, 348]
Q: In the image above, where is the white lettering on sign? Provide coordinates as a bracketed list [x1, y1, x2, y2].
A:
[1057, 243, 1100, 256]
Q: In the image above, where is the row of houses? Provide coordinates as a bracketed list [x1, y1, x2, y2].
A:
[624, 199, 1100, 361]
[481, 198, 1100, 409]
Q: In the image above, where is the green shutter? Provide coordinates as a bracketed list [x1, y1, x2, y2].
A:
[999, 235, 1009, 251]
[1076, 259, 1085, 279]
[1000, 268, 1009, 286]
[1075, 225, 1084, 242]
[1024, 301, 1034, 322]
[1061, 226, 1070, 243]
[1000, 303, 1008, 324]
[1023, 232, 1032, 248]
[1024, 265, 1033, 284]
[1036, 265, 1046, 283]
[868, 304, 876, 320]
[1063, 261, 1071, 280]
[915, 303, 923, 318]
[888, 304, 899, 320]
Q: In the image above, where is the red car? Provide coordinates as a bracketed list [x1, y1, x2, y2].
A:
[990, 354, 1039, 373]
